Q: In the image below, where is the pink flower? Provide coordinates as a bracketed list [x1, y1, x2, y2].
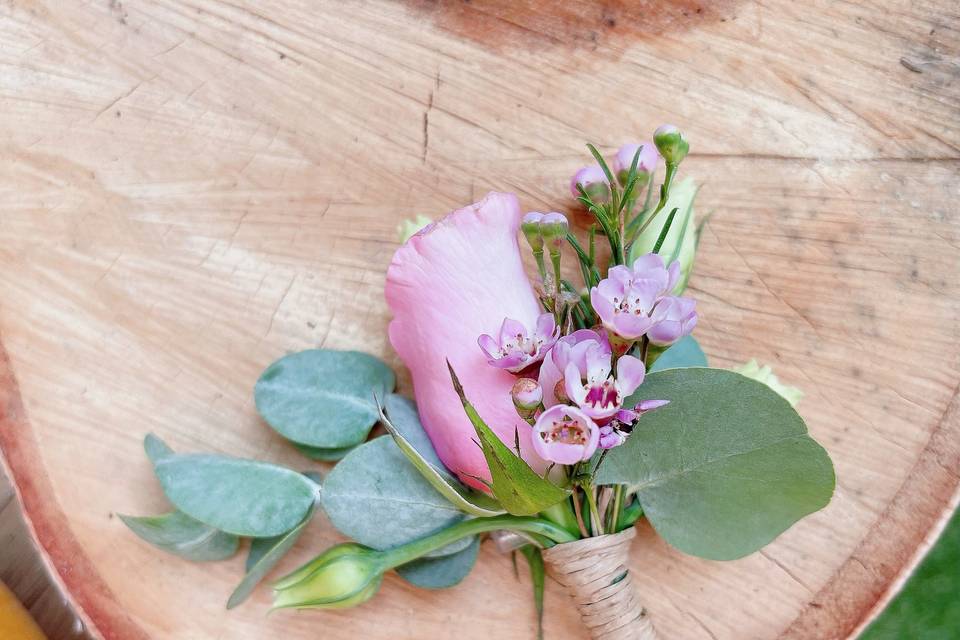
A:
[386, 192, 548, 489]
[590, 253, 683, 340]
[598, 399, 670, 449]
[478, 314, 559, 373]
[532, 405, 599, 464]
[563, 345, 646, 420]
[537, 329, 611, 408]
[647, 296, 698, 346]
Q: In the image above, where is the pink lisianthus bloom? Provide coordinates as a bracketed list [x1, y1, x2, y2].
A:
[478, 313, 559, 373]
[537, 329, 611, 408]
[385, 192, 548, 490]
[590, 253, 697, 343]
[532, 405, 599, 464]
[563, 344, 647, 420]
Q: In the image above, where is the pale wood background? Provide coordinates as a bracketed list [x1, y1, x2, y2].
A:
[0, 0, 958, 639]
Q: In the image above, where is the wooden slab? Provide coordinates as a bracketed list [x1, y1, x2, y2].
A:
[1, 1, 958, 638]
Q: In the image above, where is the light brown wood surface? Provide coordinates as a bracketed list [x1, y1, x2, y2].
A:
[1, 1, 958, 638]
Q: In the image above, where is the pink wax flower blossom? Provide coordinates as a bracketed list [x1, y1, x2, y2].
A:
[537, 329, 611, 408]
[386, 192, 549, 490]
[647, 296, 698, 347]
[598, 399, 671, 449]
[532, 405, 599, 465]
[563, 344, 647, 420]
[590, 253, 690, 341]
[570, 165, 611, 201]
[478, 313, 559, 373]
[612, 142, 659, 186]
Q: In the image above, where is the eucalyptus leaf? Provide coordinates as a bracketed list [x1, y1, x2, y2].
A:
[255, 349, 395, 448]
[144, 432, 174, 465]
[448, 364, 569, 516]
[649, 335, 707, 372]
[596, 368, 835, 560]
[119, 511, 239, 562]
[320, 436, 465, 549]
[155, 454, 319, 537]
[293, 442, 356, 461]
[396, 536, 481, 589]
[380, 395, 504, 518]
[228, 506, 314, 609]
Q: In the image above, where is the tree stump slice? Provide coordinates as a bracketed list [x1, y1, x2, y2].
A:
[0, 1, 958, 638]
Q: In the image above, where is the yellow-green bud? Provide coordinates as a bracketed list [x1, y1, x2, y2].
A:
[397, 214, 433, 243]
[732, 360, 804, 407]
[273, 543, 384, 610]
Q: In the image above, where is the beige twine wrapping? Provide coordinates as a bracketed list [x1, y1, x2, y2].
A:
[542, 528, 658, 640]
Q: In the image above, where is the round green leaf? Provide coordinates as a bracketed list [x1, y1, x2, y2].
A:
[596, 367, 835, 560]
[119, 511, 239, 562]
[649, 335, 707, 372]
[396, 536, 481, 589]
[155, 454, 319, 537]
[293, 442, 356, 461]
[320, 436, 465, 550]
[255, 350, 396, 448]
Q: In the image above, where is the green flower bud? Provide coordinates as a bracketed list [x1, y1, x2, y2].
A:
[539, 212, 569, 249]
[273, 543, 385, 610]
[732, 360, 804, 407]
[521, 212, 545, 252]
[653, 124, 689, 165]
[628, 177, 699, 294]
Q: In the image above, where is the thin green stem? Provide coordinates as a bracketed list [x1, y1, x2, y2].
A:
[636, 162, 678, 236]
[584, 483, 603, 536]
[380, 515, 577, 569]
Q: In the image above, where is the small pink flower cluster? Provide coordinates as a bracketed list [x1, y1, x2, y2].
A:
[480, 251, 691, 465]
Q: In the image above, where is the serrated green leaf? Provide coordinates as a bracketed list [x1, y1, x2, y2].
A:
[320, 436, 465, 549]
[448, 364, 569, 517]
[228, 506, 314, 609]
[649, 335, 708, 372]
[120, 511, 239, 562]
[254, 349, 395, 448]
[396, 536, 481, 589]
[380, 395, 504, 518]
[596, 368, 834, 560]
[155, 454, 318, 537]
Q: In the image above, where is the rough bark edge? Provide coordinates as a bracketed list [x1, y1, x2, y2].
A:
[781, 381, 960, 640]
[0, 336, 149, 640]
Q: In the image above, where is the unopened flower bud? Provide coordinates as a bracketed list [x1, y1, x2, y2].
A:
[273, 543, 384, 610]
[539, 212, 568, 249]
[511, 378, 543, 421]
[612, 142, 659, 187]
[570, 165, 611, 202]
[553, 379, 570, 405]
[521, 212, 545, 252]
[653, 124, 689, 165]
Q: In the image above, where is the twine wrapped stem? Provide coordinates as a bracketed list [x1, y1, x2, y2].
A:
[542, 528, 658, 640]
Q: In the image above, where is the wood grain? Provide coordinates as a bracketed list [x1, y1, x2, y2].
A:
[0, 0, 958, 638]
